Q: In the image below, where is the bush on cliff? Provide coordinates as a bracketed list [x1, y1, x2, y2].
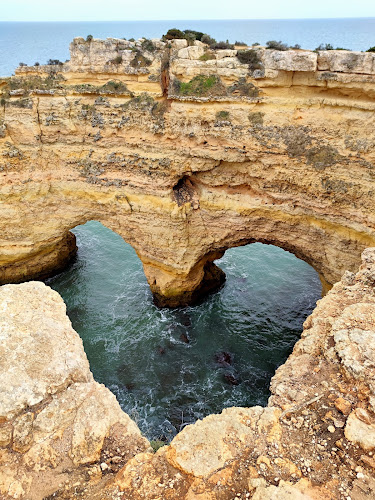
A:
[367, 46, 375, 52]
[86, 34, 93, 42]
[163, 28, 186, 40]
[236, 49, 262, 70]
[216, 110, 230, 120]
[47, 59, 63, 65]
[210, 40, 234, 50]
[172, 75, 227, 97]
[199, 51, 216, 61]
[141, 38, 156, 52]
[315, 43, 334, 51]
[228, 78, 259, 97]
[266, 40, 289, 51]
[130, 50, 152, 68]
[110, 55, 123, 65]
[184, 30, 205, 41]
[201, 34, 217, 46]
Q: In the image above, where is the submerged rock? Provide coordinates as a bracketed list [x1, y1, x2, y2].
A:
[215, 350, 233, 367]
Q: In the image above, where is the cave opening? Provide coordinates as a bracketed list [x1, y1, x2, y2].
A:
[46, 220, 322, 441]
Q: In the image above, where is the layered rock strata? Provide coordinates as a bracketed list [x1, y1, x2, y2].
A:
[1, 248, 375, 499]
[1, 38, 375, 305]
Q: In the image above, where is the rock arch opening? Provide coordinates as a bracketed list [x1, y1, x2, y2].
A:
[46, 221, 322, 440]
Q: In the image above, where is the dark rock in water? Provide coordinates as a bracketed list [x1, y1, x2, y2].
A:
[158, 346, 166, 355]
[180, 333, 190, 344]
[224, 373, 240, 386]
[125, 383, 135, 391]
[215, 351, 232, 367]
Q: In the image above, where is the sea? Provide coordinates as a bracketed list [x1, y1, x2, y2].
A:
[1, 18, 369, 439]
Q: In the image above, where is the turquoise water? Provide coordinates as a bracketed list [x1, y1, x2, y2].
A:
[47, 222, 321, 440]
[1, 18, 375, 75]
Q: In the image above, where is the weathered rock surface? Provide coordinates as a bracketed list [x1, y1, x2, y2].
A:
[1, 250, 375, 498]
[1, 38, 375, 306]
[0, 282, 149, 499]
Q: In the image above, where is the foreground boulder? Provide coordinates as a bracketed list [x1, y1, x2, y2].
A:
[0, 282, 149, 499]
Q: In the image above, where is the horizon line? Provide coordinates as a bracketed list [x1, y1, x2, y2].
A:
[1, 16, 375, 23]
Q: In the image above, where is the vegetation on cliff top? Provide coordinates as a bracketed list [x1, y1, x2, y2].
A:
[171, 75, 260, 99]
[0, 74, 66, 103]
[162, 28, 235, 50]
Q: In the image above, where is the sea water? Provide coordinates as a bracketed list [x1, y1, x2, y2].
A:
[47, 222, 321, 439]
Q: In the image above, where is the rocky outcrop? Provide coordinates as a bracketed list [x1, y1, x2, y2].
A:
[1, 248, 375, 499]
[0, 282, 149, 499]
[1, 38, 375, 306]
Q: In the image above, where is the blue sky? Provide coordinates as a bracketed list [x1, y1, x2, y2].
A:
[1, 0, 375, 21]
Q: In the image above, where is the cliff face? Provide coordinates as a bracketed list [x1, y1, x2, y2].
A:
[1, 249, 375, 499]
[1, 38, 375, 305]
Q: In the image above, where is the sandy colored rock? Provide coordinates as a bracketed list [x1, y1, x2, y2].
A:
[0, 282, 149, 499]
[166, 406, 281, 477]
[345, 411, 375, 451]
[0, 282, 91, 419]
[2, 39, 375, 306]
[261, 48, 317, 72]
[317, 49, 375, 74]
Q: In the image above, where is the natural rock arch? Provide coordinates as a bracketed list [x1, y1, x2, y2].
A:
[0, 176, 373, 307]
[1, 37, 375, 306]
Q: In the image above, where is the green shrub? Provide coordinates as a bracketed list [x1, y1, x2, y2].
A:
[199, 51, 216, 61]
[19, 62, 27, 67]
[185, 33, 196, 46]
[315, 43, 334, 51]
[315, 43, 351, 51]
[1, 74, 66, 100]
[291, 44, 301, 49]
[100, 80, 130, 94]
[34, 62, 40, 66]
[130, 50, 152, 68]
[367, 46, 375, 52]
[110, 55, 123, 65]
[237, 49, 262, 70]
[47, 59, 63, 65]
[266, 40, 289, 51]
[211, 41, 234, 50]
[248, 111, 264, 125]
[86, 34, 93, 42]
[129, 38, 135, 42]
[173, 74, 226, 97]
[201, 34, 217, 46]
[228, 78, 259, 97]
[235, 41, 247, 46]
[184, 30, 205, 41]
[164, 28, 185, 40]
[141, 38, 156, 52]
[216, 110, 230, 120]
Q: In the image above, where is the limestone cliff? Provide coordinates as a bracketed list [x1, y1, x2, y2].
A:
[1, 249, 375, 499]
[1, 38, 375, 305]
